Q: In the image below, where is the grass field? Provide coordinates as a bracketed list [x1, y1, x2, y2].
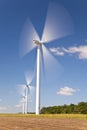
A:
[0, 114, 87, 130]
[0, 113, 87, 119]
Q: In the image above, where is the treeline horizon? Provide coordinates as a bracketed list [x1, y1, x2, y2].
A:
[40, 102, 87, 114]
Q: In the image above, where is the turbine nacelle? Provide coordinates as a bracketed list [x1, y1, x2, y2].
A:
[33, 40, 43, 46]
[26, 84, 29, 88]
[22, 95, 26, 99]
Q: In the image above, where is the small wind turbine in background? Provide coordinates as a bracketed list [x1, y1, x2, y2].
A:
[20, 2, 74, 115]
[18, 71, 34, 114]
[22, 95, 26, 114]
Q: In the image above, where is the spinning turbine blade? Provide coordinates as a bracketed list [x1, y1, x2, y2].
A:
[17, 84, 26, 96]
[42, 2, 74, 43]
[25, 71, 34, 85]
[20, 18, 40, 57]
[29, 85, 34, 90]
[42, 44, 62, 85]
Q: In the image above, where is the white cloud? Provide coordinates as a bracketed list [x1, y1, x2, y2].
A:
[15, 97, 26, 108]
[50, 45, 87, 60]
[50, 47, 64, 56]
[0, 107, 7, 111]
[15, 100, 23, 108]
[64, 45, 87, 59]
[15, 104, 22, 108]
[57, 86, 77, 96]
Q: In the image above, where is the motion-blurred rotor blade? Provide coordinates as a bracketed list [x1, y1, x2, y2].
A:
[20, 18, 40, 57]
[41, 2, 74, 43]
[29, 85, 35, 90]
[17, 84, 26, 96]
[25, 71, 34, 85]
[27, 85, 35, 95]
[27, 85, 35, 100]
[42, 44, 63, 85]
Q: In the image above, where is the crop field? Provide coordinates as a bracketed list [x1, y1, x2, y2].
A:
[0, 114, 87, 130]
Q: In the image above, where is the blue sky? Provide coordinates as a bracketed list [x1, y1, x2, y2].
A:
[0, 0, 87, 113]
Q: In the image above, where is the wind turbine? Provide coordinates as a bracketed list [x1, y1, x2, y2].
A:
[20, 2, 74, 115]
[26, 84, 33, 113]
[18, 71, 34, 114]
[25, 71, 35, 114]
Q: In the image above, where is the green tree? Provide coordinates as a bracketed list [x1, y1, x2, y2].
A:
[78, 102, 87, 114]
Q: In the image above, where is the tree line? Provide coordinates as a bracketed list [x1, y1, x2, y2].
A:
[40, 102, 87, 114]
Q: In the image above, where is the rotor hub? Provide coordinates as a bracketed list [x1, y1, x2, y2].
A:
[26, 84, 29, 88]
[33, 40, 43, 46]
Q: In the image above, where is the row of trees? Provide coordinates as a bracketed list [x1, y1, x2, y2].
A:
[40, 102, 87, 114]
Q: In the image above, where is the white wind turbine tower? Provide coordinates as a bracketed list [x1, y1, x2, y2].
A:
[20, 2, 74, 115]
[17, 85, 26, 114]
[22, 84, 28, 114]
[25, 83, 34, 114]
[22, 95, 26, 114]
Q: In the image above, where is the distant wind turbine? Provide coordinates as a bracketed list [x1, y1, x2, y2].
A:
[20, 2, 74, 115]
[18, 71, 34, 114]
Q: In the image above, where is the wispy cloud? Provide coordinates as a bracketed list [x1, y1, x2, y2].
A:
[57, 86, 78, 96]
[15, 96, 26, 108]
[50, 45, 87, 60]
[15, 104, 22, 108]
[64, 45, 87, 59]
[49, 47, 64, 56]
[0, 107, 7, 111]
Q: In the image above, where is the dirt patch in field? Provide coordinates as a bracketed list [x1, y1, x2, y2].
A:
[0, 116, 87, 130]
